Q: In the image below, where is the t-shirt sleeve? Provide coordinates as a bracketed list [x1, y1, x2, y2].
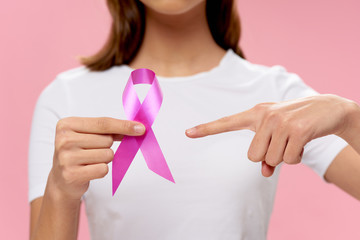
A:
[272, 65, 349, 181]
[28, 76, 69, 203]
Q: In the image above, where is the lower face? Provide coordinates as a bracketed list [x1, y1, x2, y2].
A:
[139, 0, 205, 15]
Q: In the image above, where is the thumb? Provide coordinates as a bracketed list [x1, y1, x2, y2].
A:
[185, 109, 255, 138]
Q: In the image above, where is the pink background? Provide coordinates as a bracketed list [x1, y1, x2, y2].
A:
[1, 0, 359, 239]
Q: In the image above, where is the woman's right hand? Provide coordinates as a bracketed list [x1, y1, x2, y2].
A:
[48, 117, 146, 200]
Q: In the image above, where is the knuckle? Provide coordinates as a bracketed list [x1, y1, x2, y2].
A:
[114, 119, 132, 134]
[264, 110, 280, 125]
[265, 154, 277, 167]
[57, 155, 67, 170]
[254, 102, 273, 117]
[98, 164, 109, 177]
[289, 121, 305, 133]
[254, 102, 269, 111]
[55, 136, 66, 152]
[253, 103, 263, 111]
[105, 149, 114, 162]
[62, 167, 77, 185]
[104, 136, 114, 147]
[247, 149, 261, 162]
[58, 150, 71, 162]
[96, 117, 109, 131]
[247, 150, 254, 161]
[56, 151, 74, 172]
[122, 120, 133, 132]
[275, 118, 291, 136]
[289, 121, 311, 142]
[56, 118, 70, 133]
[55, 134, 73, 151]
[283, 155, 294, 164]
[283, 155, 300, 165]
[279, 115, 291, 128]
[247, 137, 263, 162]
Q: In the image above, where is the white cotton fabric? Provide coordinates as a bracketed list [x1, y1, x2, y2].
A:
[28, 49, 348, 239]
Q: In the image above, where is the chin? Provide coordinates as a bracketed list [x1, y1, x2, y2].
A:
[139, 0, 205, 15]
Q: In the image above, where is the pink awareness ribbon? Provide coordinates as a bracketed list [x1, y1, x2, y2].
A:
[112, 68, 175, 195]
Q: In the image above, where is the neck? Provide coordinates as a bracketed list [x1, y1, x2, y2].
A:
[129, 2, 226, 77]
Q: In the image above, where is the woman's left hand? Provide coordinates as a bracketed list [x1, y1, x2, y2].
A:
[185, 94, 355, 177]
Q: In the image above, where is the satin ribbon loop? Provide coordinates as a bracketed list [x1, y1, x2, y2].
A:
[112, 68, 175, 196]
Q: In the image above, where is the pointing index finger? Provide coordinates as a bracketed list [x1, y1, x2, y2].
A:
[185, 109, 255, 138]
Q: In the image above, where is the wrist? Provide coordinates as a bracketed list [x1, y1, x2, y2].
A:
[32, 169, 81, 240]
[46, 169, 81, 205]
[338, 100, 360, 144]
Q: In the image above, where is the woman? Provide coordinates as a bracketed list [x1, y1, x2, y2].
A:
[29, 0, 360, 239]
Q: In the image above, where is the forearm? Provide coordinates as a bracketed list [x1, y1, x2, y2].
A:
[30, 171, 81, 240]
[339, 101, 360, 155]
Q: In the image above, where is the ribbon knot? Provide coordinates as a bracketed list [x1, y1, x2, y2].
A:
[112, 68, 175, 195]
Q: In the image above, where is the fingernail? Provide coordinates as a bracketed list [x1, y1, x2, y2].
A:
[186, 127, 196, 135]
[134, 124, 145, 134]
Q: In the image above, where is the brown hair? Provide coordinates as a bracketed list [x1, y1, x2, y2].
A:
[81, 0, 245, 71]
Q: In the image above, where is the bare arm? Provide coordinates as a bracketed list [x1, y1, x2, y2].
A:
[325, 102, 360, 200]
[30, 198, 43, 238]
[337, 101, 360, 155]
[30, 174, 81, 240]
[325, 145, 360, 200]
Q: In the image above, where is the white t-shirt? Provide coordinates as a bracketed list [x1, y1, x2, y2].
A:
[28, 49, 348, 239]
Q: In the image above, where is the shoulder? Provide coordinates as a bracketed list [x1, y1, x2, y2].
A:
[36, 66, 89, 101]
[55, 65, 128, 84]
[48, 65, 130, 94]
[37, 65, 121, 103]
[55, 65, 90, 81]
[222, 49, 295, 87]
[225, 50, 317, 100]
[54, 65, 100, 87]
[227, 50, 291, 80]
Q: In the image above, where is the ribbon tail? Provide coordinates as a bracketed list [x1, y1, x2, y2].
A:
[139, 128, 175, 183]
[112, 135, 140, 195]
